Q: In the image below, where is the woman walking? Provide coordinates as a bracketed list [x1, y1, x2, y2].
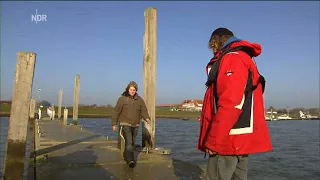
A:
[111, 81, 151, 168]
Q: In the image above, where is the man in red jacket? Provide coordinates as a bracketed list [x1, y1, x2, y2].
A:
[197, 28, 272, 180]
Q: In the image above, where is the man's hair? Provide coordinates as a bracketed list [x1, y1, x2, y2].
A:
[122, 81, 138, 96]
[208, 28, 234, 51]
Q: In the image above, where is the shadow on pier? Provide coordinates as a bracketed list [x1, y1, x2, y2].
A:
[33, 134, 100, 157]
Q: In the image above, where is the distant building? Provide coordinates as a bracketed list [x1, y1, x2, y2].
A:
[156, 99, 203, 112]
[180, 99, 203, 112]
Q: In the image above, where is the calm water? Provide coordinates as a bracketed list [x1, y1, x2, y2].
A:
[0, 117, 319, 180]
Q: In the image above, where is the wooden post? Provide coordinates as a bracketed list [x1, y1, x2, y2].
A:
[58, 89, 63, 119]
[142, 7, 157, 149]
[28, 99, 37, 180]
[52, 110, 55, 120]
[73, 74, 80, 125]
[4, 52, 36, 180]
[29, 98, 36, 119]
[63, 107, 68, 125]
[51, 104, 55, 120]
[38, 107, 42, 119]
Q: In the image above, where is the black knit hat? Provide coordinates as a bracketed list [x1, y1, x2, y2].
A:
[209, 28, 234, 42]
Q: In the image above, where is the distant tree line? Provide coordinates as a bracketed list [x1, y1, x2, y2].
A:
[79, 104, 114, 108]
[38, 100, 51, 107]
[36, 100, 114, 109]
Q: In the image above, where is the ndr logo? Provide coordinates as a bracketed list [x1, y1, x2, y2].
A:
[31, 9, 47, 24]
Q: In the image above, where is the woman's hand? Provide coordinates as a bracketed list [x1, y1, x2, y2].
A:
[206, 148, 216, 155]
[112, 125, 118, 131]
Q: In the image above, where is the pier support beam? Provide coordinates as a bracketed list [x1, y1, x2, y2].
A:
[58, 89, 63, 119]
[73, 74, 80, 125]
[4, 52, 36, 180]
[142, 7, 157, 149]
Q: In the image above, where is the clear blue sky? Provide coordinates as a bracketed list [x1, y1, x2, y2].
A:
[1, 1, 319, 108]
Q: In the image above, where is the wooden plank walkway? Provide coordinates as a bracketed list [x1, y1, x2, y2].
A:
[27, 118, 205, 180]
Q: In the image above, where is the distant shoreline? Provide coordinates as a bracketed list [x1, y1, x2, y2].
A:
[1, 103, 319, 121]
[1, 112, 319, 121]
[0, 112, 200, 120]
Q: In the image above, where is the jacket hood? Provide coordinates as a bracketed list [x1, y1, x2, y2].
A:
[222, 37, 262, 57]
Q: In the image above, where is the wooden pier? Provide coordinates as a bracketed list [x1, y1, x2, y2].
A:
[26, 118, 204, 180]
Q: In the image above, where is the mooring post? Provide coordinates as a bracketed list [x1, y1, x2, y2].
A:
[142, 7, 157, 149]
[58, 89, 63, 119]
[73, 74, 80, 125]
[51, 104, 55, 120]
[3, 52, 36, 180]
[29, 98, 36, 119]
[28, 98, 37, 179]
[63, 107, 68, 125]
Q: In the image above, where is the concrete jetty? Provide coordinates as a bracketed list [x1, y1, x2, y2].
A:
[27, 118, 205, 180]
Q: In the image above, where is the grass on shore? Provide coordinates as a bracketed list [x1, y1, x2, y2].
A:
[1, 103, 308, 119]
[0, 103, 201, 119]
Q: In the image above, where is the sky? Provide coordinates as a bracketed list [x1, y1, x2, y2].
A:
[0, 1, 319, 109]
